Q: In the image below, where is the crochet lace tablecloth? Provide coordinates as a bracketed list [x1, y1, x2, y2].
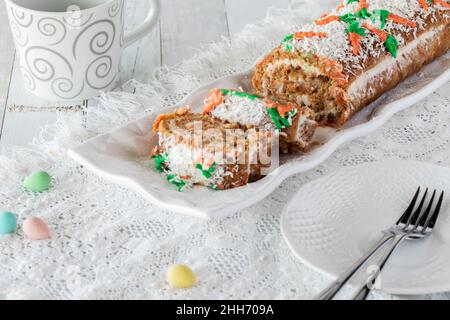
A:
[1, 1, 449, 300]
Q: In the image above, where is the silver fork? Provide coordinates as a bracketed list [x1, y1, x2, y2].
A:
[352, 188, 444, 300]
[316, 187, 444, 300]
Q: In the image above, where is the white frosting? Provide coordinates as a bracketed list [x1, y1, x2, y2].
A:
[347, 25, 445, 99]
[164, 143, 226, 186]
[265, 59, 321, 76]
[285, 0, 447, 75]
[260, 23, 446, 110]
[211, 95, 274, 130]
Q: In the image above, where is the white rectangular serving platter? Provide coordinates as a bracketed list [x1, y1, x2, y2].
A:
[68, 51, 450, 219]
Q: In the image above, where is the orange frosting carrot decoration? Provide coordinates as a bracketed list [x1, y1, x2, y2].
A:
[336, 3, 345, 11]
[315, 15, 340, 25]
[435, 0, 450, 8]
[266, 100, 297, 117]
[418, 0, 430, 9]
[294, 32, 327, 39]
[362, 23, 388, 42]
[277, 104, 297, 117]
[388, 13, 417, 27]
[357, 0, 369, 11]
[348, 32, 363, 55]
[203, 88, 224, 114]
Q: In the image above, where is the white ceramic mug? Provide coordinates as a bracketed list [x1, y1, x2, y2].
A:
[5, 0, 160, 101]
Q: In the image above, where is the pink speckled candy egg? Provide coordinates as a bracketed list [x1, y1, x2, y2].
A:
[23, 217, 50, 240]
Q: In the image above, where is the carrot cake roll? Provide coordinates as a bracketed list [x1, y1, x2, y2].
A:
[252, 0, 450, 126]
[152, 108, 271, 191]
[203, 88, 318, 153]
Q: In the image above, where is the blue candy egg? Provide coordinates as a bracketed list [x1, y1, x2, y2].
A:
[0, 211, 17, 235]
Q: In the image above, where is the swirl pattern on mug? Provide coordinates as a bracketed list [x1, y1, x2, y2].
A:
[10, 7, 33, 27]
[25, 46, 73, 81]
[73, 20, 116, 59]
[51, 77, 85, 100]
[9, 20, 29, 47]
[20, 66, 36, 91]
[63, 12, 94, 29]
[108, 0, 121, 18]
[86, 55, 117, 90]
[38, 18, 67, 46]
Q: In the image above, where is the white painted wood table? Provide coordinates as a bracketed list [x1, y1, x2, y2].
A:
[0, 0, 302, 147]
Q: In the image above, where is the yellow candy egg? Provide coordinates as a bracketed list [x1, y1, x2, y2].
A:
[167, 264, 196, 288]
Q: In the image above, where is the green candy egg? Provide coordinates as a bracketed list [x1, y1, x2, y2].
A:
[0, 211, 17, 235]
[23, 171, 52, 192]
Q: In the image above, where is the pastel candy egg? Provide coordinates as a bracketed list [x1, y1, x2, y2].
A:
[23, 171, 52, 192]
[23, 217, 50, 240]
[0, 211, 17, 235]
[167, 264, 196, 288]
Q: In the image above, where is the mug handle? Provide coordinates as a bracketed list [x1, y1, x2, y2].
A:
[123, 0, 160, 47]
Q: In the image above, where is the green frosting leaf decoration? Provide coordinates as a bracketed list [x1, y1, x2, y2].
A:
[267, 108, 290, 130]
[286, 109, 298, 119]
[347, 0, 360, 3]
[281, 34, 294, 52]
[196, 162, 217, 179]
[233, 91, 259, 100]
[355, 7, 371, 19]
[284, 43, 293, 52]
[385, 34, 398, 58]
[339, 13, 357, 24]
[285, 109, 298, 126]
[346, 21, 366, 36]
[371, 9, 390, 29]
[152, 154, 167, 172]
[219, 89, 231, 95]
[280, 116, 290, 128]
[167, 174, 186, 192]
[220, 89, 260, 100]
[267, 108, 283, 130]
[282, 34, 294, 42]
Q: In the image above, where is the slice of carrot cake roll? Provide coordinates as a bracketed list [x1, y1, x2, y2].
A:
[152, 108, 273, 191]
[252, 0, 450, 126]
[202, 88, 318, 153]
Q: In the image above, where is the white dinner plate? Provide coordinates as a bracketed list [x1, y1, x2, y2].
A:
[281, 161, 450, 295]
[68, 52, 449, 219]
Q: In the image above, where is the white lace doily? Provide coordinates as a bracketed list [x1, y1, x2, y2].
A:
[0, 4, 449, 300]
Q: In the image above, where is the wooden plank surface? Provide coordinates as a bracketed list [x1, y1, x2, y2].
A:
[160, 0, 229, 66]
[120, 0, 161, 84]
[1, 111, 59, 147]
[224, 0, 291, 35]
[0, 0, 294, 147]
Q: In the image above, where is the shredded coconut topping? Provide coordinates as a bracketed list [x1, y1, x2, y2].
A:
[284, 0, 449, 76]
[211, 95, 275, 130]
